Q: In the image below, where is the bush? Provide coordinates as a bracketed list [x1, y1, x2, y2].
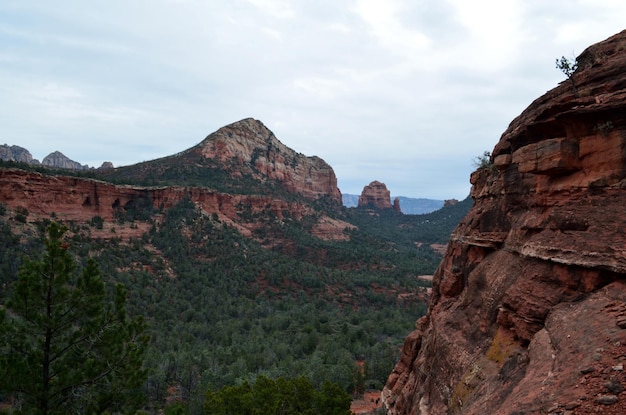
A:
[90, 215, 105, 229]
[13, 206, 28, 223]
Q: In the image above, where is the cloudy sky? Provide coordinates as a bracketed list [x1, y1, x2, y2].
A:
[1, 1, 625, 199]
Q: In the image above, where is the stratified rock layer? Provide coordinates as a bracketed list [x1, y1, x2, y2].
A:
[383, 30, 626, 415]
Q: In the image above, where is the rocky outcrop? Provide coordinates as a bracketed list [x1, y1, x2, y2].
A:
[383, 30, 626, 415]
[196, 118, 342, 204]
[41, 151, 88, 170]
[393, 197, 402, 213]
[358, 180, 392, 209]
[0, 145, 39, 165]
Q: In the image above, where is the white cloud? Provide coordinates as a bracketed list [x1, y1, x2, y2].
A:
[246, 0, 296, 19]
[352, 0, 431, 59]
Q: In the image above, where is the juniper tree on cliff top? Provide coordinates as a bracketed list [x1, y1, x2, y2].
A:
[0, 222, 149, 415]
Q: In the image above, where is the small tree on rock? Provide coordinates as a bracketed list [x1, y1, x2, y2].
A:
[0, 222, 149, 415]
[556, 55, 579, 94]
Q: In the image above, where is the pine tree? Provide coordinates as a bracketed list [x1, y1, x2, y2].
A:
[0, 222, 149, 414]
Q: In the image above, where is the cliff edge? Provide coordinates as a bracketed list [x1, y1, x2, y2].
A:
[382, 30, 626, 415]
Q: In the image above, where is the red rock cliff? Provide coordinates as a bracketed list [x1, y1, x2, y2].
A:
[0, 169, 353, 241]
[383, 30, 626, 415]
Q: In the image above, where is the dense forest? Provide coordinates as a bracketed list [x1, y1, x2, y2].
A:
[0, 163, 471, 413]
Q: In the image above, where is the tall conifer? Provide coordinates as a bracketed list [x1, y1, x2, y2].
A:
[0, 222, 148, 414]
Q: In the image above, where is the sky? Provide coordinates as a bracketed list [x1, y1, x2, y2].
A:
[1, 1, 625, 200]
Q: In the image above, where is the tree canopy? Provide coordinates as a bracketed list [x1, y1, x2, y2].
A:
[0, 222, 149, 415]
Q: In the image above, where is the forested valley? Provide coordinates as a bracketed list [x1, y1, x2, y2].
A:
[0, 162, 471, 414]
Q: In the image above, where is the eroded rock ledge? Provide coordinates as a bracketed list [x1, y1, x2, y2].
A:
[383, 29, 626, 415]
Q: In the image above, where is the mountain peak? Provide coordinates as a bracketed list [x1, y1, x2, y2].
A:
[0, 144, 38, 164]
[195, 118, 342, 203]
[42, 151, 88, 170]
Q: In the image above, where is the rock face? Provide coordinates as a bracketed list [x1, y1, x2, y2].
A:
[382, 30, 626, 415]
[358, 180, 392, 209]
[41, 151, 88, 170]
[0, 145, 39, 164]
[196, 118, 342, 204]
[0, 168, 354, 242]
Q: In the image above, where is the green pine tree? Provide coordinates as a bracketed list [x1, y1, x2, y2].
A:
[0, 222, 149, 415]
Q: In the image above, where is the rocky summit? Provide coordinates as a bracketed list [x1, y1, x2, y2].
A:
[382, 30, 626, 414]
[196, 118, 342, 204]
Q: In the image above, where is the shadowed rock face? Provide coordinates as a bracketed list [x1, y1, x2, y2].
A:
[383, 30, 626, 415]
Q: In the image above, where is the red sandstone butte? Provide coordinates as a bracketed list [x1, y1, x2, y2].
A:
[358, 180, 393, 209]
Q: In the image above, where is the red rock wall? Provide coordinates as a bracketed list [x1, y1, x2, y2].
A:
[0, 169, 353, 241]
[383, 30, 626, 415]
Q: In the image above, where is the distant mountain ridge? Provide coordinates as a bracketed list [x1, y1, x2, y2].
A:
[0, 144, 108, 170]
[343, 193, 444, 214]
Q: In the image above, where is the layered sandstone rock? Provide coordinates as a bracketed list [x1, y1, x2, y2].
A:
[358, 180, 392, 209]
[196, 118, 342, 204]
[383, 30, 626, 415]
[0, 169, 353, 242]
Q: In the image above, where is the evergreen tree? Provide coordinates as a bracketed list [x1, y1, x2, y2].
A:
[0, 222, 149, 415]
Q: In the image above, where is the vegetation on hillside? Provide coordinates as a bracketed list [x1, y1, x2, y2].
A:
[0, 223, 148, 414]
[204, 375, 351, 415]
[0, 162, 471, 413]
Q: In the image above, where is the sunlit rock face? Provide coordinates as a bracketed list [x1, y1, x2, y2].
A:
[382, 29, 626, 415]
